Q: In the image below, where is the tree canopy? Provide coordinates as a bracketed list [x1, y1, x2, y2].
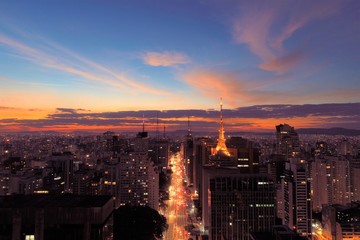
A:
[114, 205, 168, 240]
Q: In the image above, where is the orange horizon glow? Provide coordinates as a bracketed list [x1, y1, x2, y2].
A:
[0, 114, 343, 133]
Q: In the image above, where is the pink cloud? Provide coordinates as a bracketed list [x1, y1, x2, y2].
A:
[142, 51, 190, 67]
[233, 8, 277, 61]
[260, 51, 306, 74]
[232, 0, 344, 74]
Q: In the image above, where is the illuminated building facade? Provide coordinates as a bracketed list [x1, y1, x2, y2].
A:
[311, 156, 351, 211]
[118, 131, 159, 210]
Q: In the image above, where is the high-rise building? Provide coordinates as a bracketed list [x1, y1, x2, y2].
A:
[275, 124, 300, 160]
[202, 167, 275, 240]
[311, 156, 351, 209]
[73, 169, 92, 195]
[149, 138, 170, 169]
[338, 139, 353, 156]
[118, 131, 159, 210]
[48, 152, 74, 193]
[0, 169, 10, 196]
[311, 159, 328, 212]
[103, 161, 121, 204]
[193, 136, 214, 209]
[182, 116, 194, 185]
[282, 158, 312, 238]
[350, 160, 360, 201]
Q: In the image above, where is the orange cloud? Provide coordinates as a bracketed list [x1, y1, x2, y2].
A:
[142, 51, 190, 67]
[182, 69, 298, 106]
[0, 106, 49, 120]
[182, 69, 244, 106]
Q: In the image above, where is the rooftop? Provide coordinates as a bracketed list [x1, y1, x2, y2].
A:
[0, 195, 112, 208]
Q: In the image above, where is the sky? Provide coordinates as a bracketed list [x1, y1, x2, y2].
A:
[0, 0, 359, 132]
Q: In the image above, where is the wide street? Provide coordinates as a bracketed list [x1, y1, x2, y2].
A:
[163, 153, 191, 240]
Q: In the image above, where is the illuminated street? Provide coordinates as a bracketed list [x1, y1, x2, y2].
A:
[312, 222, 327, 240]
[163, 153, 191, 240]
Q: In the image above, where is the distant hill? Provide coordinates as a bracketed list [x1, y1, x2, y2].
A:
[297, 128, 360, 136]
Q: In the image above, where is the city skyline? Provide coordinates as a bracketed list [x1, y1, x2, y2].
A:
[0, 0, 359, 132]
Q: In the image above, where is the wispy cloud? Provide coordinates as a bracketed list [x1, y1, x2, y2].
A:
[0, 32, 168, 95]
[142, 51, 190, 67]
[232, 0, 344, 74]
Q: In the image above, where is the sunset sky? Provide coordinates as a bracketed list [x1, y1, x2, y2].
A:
[0, 0, 359, 132]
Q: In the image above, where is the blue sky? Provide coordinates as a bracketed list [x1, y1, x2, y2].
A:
[0, 0, 359, 131]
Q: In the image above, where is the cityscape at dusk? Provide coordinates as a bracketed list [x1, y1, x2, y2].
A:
[1, 0, 359, 132]
[1, 1, 360, 240]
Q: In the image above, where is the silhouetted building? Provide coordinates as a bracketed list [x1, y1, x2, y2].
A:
[282, 159, 312, 238]
[202, 167, 275, 240]
[149, 138, 170, 168]
[322, 202, 360, 240]
[182, 118, 194, 185]
[73, 169, 93, 195]
[193, 137, 214, 207]
[250, 225, 308, 240]
[0, 195, 113, 240]
[275, 124, 300, 160]
[48, 152, 74, 193]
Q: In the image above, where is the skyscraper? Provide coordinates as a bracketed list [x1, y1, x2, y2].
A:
[182, 116, 194, 185]
[275, 124, 300, 160]
[311, 156, 351, 208]
[118, 130, 159, 210]
[202, 167, 275, 240]
[282, 158, 312, 238]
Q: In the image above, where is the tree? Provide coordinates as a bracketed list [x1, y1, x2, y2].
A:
[114, 205, 168, 240]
